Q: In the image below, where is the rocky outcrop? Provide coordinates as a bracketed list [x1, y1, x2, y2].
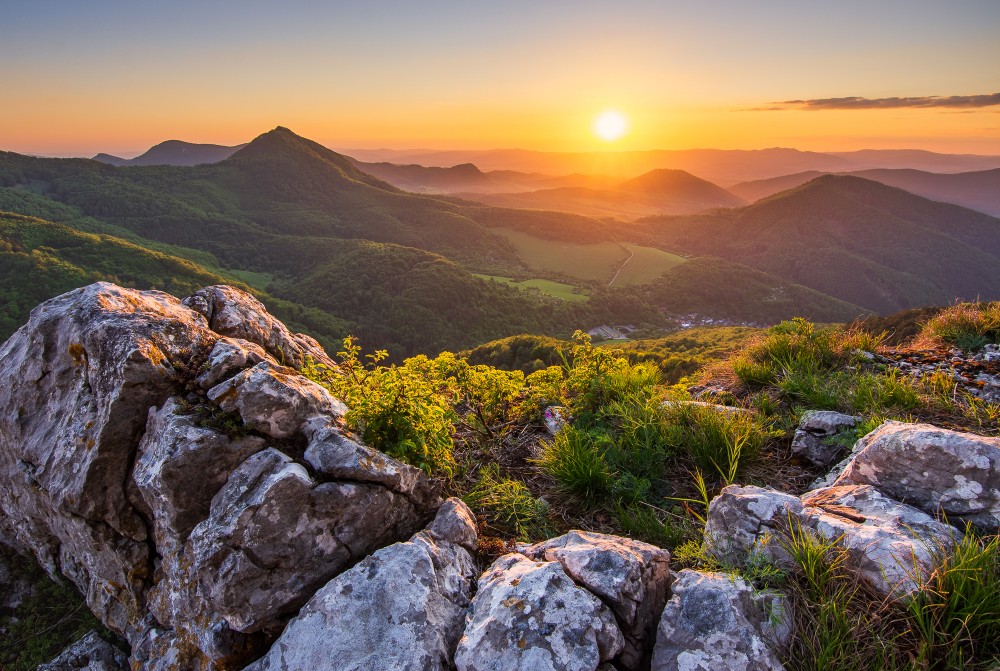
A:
[705, 482, 956, 597]
[791, 410, 858, 466]
[801, 485, 955, 596]
[520, 530, 671, 669]
[0, 283, 214, 640]
[0, 283, 436, 670]
[455, 552, 625, 671]
[38, 630, 128, 671]
[651, 570, 789, 671]
[245, 498, 478, 671]
[831, 421, 1000, 530]
[183, 285, 335, 370]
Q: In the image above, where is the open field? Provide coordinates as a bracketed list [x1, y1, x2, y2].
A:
[495, 228, 685, 285]
[475, 274, 590, 302]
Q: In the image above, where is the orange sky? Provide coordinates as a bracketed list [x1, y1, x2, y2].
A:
[2, 1, 998, 157]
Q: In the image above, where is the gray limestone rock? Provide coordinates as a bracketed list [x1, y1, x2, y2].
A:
[183, 284, 336, 370]
[304, 424, 438, 510]
[195, 336, 270, 389]
[37, 630, 128, 671]
[521, 530, 671, 670]
[832, 422, 1000, 530]
[651, 570, 788, 671]
[207, 360, 347, 439]
[245, 499, 478, 671]
[132, 397, 267, 548]
[791, 410, 858, 467]
[801, 485, 956, 597]
[0, 283, 215, 639]
[455, 553, 624, 671]
[704, 485, 804, 568]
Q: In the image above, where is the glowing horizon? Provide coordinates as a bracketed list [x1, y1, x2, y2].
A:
[2, 1, 998, 157]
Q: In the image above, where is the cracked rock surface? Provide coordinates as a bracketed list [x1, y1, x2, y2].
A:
[0, 283, 437, 670]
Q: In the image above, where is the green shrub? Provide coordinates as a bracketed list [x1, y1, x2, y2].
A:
[304, 338, 457, 476]
[464, 464, 550, 541]
[536, 426, 612, 507]
[780, 522, 910, 671]
[847, 369, 921, 415]
[663, 402, 769, 484]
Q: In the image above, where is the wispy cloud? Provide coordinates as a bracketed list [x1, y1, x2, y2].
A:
[750, 93, 1000, 111]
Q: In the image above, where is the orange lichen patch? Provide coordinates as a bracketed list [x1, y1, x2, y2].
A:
[68, 342, 87, 365]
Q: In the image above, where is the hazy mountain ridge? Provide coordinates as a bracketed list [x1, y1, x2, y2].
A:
[92, 140, 245, 166]
[632, 174, 1000, 313]
[8, 128, 997, 349]
[732, 167, 1000, 217]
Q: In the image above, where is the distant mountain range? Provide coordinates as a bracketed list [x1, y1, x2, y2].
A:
[341, 147, 1000, 184]
[5, 127, 999, 354]
[731, 168, 1000, 217]
[93, 140, 245, 167]
[455, 169, 746, 219]
[630, 174, 1000, 313]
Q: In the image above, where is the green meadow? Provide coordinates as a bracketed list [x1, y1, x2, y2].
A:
[494, 228, 686, 285]
[474, 274, 590, 302]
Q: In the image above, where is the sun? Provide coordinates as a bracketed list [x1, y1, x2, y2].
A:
[594, 110, 628, 142]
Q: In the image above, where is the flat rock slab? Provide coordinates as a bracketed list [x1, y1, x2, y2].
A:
[832, 422, 1000, 530]
[802, 485, 956, 597]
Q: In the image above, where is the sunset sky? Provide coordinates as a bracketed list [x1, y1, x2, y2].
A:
[2, 0, 998, 157]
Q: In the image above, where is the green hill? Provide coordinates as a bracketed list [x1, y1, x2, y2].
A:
[646, 257, 869, 324]
[0, 130, 920, 356]
[632, 175, 1000, 313]
[0, 211, 348, 344]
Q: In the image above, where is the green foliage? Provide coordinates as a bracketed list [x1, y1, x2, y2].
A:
[611, 501, 698, 549]
[464, 464, 551, 541]
[780, 522, 911, 671]
[305, 338, 458, 475]
[917, 301, 1000, 351]
[0, 550, 114, 670]
[630, 175, 1000, 314]
[906, 530, 1000, 669]
[662, 401, 770, 485]
[536, 426, 612, 508]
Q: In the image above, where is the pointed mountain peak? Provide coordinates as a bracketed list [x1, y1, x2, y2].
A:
[226, 127, 400, 192]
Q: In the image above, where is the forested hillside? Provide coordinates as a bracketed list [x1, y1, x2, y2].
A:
[0, 128, 880, 356]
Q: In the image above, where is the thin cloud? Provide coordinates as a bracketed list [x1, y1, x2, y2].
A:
[757, 93, 1000, 111]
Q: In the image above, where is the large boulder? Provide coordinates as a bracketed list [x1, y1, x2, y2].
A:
[832, 422, 1000, 530]
[0, 283, 215, 638]
[133, 397, 267, 549]
[704, 485, 804, 568]
[704, 483, 957, 598]
[148, 447, 434, 666]
[801, 485, 956, 596]
[0, 283, 440, 670]
[455, 553, 624, 671]
[521, 530, 671, 670]
[651, 570, 789, 671]
[245, 499, 478, 671]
